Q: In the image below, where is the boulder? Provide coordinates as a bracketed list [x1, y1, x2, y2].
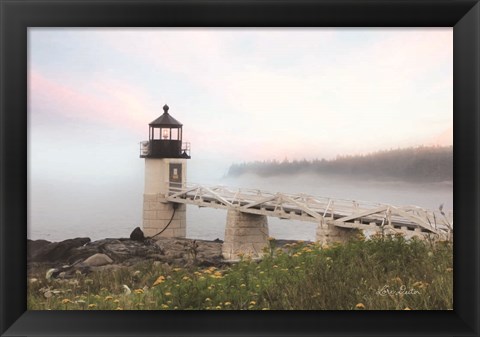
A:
[30, 238, 91, 263]
[130, 227, 145, 242]
[83, 253, 113, 267]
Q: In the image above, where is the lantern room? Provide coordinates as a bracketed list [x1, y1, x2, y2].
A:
[140, 104, 191, 159]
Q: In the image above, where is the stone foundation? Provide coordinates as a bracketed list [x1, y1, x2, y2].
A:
[142, 194, 186, 238]
[222, 210, 269, 260]
[316, 221, 360, 245]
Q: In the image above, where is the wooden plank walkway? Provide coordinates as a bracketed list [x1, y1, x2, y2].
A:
[166, 183, 453, 239]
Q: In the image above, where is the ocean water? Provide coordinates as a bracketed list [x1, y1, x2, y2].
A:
[28, 173, 453, 242]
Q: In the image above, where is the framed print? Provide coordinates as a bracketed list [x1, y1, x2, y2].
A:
[1, 0, 479, 336]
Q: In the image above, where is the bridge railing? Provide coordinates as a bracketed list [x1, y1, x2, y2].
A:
[164, 182, 453, 238]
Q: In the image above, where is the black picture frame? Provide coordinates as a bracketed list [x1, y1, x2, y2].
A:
[1, 0, 478, 336]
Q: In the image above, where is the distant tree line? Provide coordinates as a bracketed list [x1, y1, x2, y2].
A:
[227, 146, 453, 183]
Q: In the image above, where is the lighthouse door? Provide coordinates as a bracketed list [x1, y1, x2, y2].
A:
[169, 163, 182, 191]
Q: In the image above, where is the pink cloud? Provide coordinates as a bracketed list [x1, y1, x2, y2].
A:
[29, 69, 154, 135]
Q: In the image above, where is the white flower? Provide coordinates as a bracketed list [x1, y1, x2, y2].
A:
[122, 285, 131, 295]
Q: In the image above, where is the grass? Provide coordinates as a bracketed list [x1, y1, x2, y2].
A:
[27, 234, 453, 310]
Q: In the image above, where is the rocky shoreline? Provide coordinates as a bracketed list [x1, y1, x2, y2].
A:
[27, 227, 299, 279]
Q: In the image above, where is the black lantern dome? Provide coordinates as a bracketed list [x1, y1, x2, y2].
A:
[140, 104, 191, 159]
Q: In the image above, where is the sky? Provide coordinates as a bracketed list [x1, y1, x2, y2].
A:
[27, 28, 452, 240]
[29, 28, 453, 176]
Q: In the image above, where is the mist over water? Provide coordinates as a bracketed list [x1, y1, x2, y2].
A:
[28, 171, 453, 243]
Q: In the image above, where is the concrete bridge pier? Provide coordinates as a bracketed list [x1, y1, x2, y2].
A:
[316, 221, 360, 245]
[222, 209, 269, 260]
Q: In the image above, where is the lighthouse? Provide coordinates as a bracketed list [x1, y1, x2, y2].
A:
[139, 104, 191, 238]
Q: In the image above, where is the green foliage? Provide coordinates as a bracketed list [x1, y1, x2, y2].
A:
[27, 236, 452, 310]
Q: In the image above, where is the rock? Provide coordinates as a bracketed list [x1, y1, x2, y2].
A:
[130, 227, 145, 242]
[30, 238, 91, 263]
[83, 253, 113, 267]
[27, 239, 51, 260]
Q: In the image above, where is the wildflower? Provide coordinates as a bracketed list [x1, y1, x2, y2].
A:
[240, 284, 246, 288]
[133, 289, 144, 295]
[61, 298, 72, 304]
[161, 304, 169, 309]
[205, 298, 211, 302]
[292, 253, 300, 258]
[272, 265, 278, 268]
[355, 303, 365, 309]
[133, 270, 141, 276]
[85, 279, 94, 285]
[224, 302, 232, 306]
[404, 307, 411, 310]
[172, 267, 182, 272]
[88, 304, 97, 309]
[199, 276, 206, 281]
[152, 276, 166, 287]
[122, 285, 132, 295]
[446, 267, 453, 272]
[29, 278, 38, 284]
[249, 301, 256, 305]
[165, 292, 172, 297]
[182, 276, 190, 281]
[104, 296, 113, 301]
[113, 299, 120, 304]
[215, 306, 222, 310]
[114, 307, 123, 310]
[100, 287, 108, 292]
[44, 291, 53, 298]
[259, 271, 265, 275]
[294, 266, 301, 270]
[262, 308, 269, 310]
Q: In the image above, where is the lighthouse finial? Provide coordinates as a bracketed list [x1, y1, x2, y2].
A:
[163, 104, 169, 113]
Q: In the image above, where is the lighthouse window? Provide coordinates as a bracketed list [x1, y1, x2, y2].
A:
[154, 128, 161, 140]
[171, 128, 179, 140]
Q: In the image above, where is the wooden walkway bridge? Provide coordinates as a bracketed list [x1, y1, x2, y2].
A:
[166, 183, 453, 240]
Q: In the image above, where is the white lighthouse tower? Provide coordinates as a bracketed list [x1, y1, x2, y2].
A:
[139, 104, 191, 238]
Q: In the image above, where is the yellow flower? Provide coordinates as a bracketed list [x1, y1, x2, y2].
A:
[133, 289, 144, 294]
[152, 276, 166, 287]
[88, 304, 97, 309]
[115, 307, 123, 310]
[262, 307, 269, 310]
[173, 268, 182, 272]
[249, 301, 256, 305]
[104, 296, 113, 301]
[113, 299, 120, 304]
[224, 302, 232, 306]
[165, 292, 172, 296]
[259, 271, 265, 275]
[182, 276, 190, 281]
[355, 303, 365, 309]
[61, 298, 72, 304]
[215, 306, 222, 309]
[267, 237, 276, 241]
[240, 284, 246, 288]
[272, 265, 278, 268]
[404, 307, 411, 310]
[161, 304, 169, 309]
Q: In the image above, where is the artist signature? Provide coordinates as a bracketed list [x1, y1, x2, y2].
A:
[376, 285, 420, 296]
